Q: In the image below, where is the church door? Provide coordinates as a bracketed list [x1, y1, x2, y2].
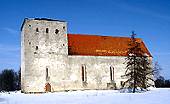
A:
[45, 83, 51, 92]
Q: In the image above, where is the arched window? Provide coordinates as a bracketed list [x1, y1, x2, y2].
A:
[82, 65, 87, 82]
[110, 66, 114, 82]
[46, 67, 49, 81]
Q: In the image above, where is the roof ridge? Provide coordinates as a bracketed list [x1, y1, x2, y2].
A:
[68, 33, 142, 40]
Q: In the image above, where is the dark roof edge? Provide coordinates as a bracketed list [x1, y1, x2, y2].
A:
[20, 18, 66, 31]
[141, 41, 153, 57]
[33, 18, 66, 22]
[20, 18, 28, 31]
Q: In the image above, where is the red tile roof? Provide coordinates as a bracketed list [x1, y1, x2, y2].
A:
[68, 34, 151, 57]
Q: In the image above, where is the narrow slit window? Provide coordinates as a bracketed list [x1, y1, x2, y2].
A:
[36, 28, 39, 32]
[35, 46, 38, 50]
[46, 28, 49, 33]
[46, 68, 49, 81]
[82, 65, 87, 82]
[110, 66, 114, 82]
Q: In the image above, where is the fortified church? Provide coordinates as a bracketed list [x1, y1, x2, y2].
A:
[21, 18, 152, 93]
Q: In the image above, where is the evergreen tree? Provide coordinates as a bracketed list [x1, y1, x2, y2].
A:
[141, 54, 154, 89]
[123, 32, 154, 93]
[16, 68, 21, 90]
[0, 69, 17, 91]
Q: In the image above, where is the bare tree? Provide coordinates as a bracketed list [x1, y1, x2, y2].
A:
[153, 61, 162, 79]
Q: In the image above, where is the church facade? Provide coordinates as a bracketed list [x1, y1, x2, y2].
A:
[21, 18, 152, 93]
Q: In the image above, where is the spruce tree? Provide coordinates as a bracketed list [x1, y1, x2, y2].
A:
[123, 32, 154, 93]
[141, 54, 154, 89]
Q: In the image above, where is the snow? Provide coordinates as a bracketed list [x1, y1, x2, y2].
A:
[0, 88, 170, 104]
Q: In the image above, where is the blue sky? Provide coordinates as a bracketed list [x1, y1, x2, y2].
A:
[0, 0, 170, 78]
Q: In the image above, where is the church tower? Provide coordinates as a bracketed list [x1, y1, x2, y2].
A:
[21, 18, 68, 92]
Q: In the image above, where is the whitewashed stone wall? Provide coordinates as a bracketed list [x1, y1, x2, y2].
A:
[47, 56, 128, 92]
[67, 56, 127, 90]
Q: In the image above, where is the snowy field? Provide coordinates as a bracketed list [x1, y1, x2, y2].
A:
[0, 88, 170, 104]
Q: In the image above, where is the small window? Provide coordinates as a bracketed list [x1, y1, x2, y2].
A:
[55, 29, 59, 34]
[63, 26, 65, 30]
[36, 46, 38, 50]
[46, 28, 49, 33]
[36, 28, 39, 32]
[29, 42, 31, 45]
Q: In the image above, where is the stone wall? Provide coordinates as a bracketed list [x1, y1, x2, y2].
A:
[66, 56, 127, 90]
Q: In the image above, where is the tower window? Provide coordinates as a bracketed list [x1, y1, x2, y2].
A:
[110, 66, 114, 82]
[36, 46, 38, 50]
[46, 28, 49, 33]
[63, 26, 65, 30]
[82, 65, 87, 82]
[36, 28, 39, 32]
[55, 29, 59, 34]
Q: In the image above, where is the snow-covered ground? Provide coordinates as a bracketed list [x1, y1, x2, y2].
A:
[0, 88, 170, 104]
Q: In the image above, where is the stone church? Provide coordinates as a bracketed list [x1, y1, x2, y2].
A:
[21, 18, 152, 93]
